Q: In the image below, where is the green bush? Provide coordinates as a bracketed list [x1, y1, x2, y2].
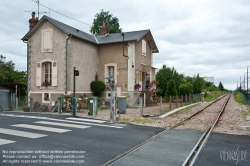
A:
[179, 82, 193, 95]
[90, 73, 105, 97]
[234, 92, 247, 105]
[166, 79, 177, 96]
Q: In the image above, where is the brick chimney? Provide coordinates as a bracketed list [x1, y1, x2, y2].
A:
[100, 22, 109, 36]
[29, 11, 38, 30]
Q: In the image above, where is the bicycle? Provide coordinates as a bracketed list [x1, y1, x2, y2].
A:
[33, 103, 49, 112]
[62, 103, 72, 112]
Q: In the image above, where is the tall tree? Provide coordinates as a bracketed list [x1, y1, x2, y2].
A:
[193, 74, 204, 94]
[90, 9, 122, 35]
[166, 79, 178, 96]
[179, 82, 193, 95]
[218, 81, 224, 91]
[0, 54, 26, 84]
[156, 65, 173, 96]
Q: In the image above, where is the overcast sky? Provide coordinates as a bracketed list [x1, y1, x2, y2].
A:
[1, 0, 250, 90]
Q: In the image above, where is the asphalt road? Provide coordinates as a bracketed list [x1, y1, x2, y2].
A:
[111, 129, 203, 166]
[194, 132, 250, 166]
[0, 112, 164, 166]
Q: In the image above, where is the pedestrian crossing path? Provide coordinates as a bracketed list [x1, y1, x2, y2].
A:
[11, 124, 71, 133]
[0, 138, 15, 146]
[0, 114, 124, 146]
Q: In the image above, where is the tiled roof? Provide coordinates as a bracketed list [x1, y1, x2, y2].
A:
[22, 16, 159, 52]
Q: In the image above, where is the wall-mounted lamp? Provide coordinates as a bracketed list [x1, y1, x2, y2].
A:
[136, 70, 139, 74]
[132, 62, 134, 68]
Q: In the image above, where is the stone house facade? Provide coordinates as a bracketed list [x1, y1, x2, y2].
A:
[22, 14, 159, 106]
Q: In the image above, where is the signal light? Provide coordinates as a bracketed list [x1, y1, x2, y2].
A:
[74, 70, 79, 76]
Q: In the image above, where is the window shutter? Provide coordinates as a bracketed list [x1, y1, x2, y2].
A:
[142, 40, 146, 56]
[52, 61, 57, 86]
[42, 29, 53, 52]
[36, 62, 41, 86]
[41, 30, 44, 52]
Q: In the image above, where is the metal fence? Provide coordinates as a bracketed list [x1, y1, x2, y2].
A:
[0, 89, 9, 110]
[0, 89, 16, 111]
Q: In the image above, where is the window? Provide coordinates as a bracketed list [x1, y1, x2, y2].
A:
[104, 63, 117, 85]
[36, 60, 57, 86]
[41, 29, 53, 52]
[44, 62, 52, 85]
[108, 66, 114, 76]
[142, 39, 146, 56]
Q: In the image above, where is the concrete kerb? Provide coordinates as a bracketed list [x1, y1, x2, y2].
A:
[159, 102, 202, 118]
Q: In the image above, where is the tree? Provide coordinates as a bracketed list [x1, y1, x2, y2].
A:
[90, 9, 122, 35]
[193, 74, 204, 94]
[165, 79, 177, 96]
[0, 54, 27, 97]
[90, 73, 105, 97]
[179, 82, 193, 95]
[218, 81, 224, 91]
[156, 64, 184, 96]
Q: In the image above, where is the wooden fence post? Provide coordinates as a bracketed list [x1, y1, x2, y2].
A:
[170, 95, 172, 110]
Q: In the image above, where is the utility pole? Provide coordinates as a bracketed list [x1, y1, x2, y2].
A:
[244, 73, 245, 90]
[73, 67, 79, 117]
[247, 66, 249, 105]
[240, 77, 241, 91]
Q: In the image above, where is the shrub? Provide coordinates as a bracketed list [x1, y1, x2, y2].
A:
[90, 73, 105, 97]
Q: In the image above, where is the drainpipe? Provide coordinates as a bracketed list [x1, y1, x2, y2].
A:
[65, 34, 72, 93]
[23, 39, 29, 109]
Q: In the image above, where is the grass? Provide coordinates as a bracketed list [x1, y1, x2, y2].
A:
[204, 91, 226, 102]
[163, 109, 171, 114]
[178, 103, 201, 113]
[242, 110, 250, 116]
[131, 118, 155, 123]
[99, 105, 109, 110]
[121, 117, 155, 124]
[234, 92, 247, 105]
[247, 127, 250, 131]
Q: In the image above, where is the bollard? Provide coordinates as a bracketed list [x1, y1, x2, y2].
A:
[170, 95, 172, 110]
[140, 96, 143, 117]
[176, 95, 178, 108]
[160, 96, 162, 115]
[181, 95, 183, 107]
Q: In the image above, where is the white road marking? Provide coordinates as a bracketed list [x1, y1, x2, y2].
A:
[66, 117, 106, 123]
[11, 124, 71, 133]
[34, 121, 91, 129]
[0, 128, 47, 138]
[0, 138, 16, 145]
[1, 114, 123, 128]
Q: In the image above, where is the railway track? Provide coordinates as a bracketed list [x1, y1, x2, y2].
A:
[182, 94, 231, 165]
[104, 94, 231, 166]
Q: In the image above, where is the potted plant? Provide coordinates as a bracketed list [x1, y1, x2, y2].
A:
[134, 83, 141, 90]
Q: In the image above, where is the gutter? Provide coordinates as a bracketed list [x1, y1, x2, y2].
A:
[22, 39, 29, 109]
[65, 34, 72, 93]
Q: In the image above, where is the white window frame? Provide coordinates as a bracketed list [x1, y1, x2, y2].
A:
[44, 62, 52, 85]
[36, 59, 57, 87]
[42, 93, 50, 104]
[104, 63, 117, 85]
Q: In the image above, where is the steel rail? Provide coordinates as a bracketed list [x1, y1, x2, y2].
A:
[103, 94, 230, 166]
[182, 94, 231, 166]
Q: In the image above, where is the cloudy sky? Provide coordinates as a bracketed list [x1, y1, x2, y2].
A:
[1, 0, 250, 90]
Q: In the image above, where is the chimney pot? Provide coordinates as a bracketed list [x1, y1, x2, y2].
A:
[100, 22, 109, 36]
[29, 11, 38, 30]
